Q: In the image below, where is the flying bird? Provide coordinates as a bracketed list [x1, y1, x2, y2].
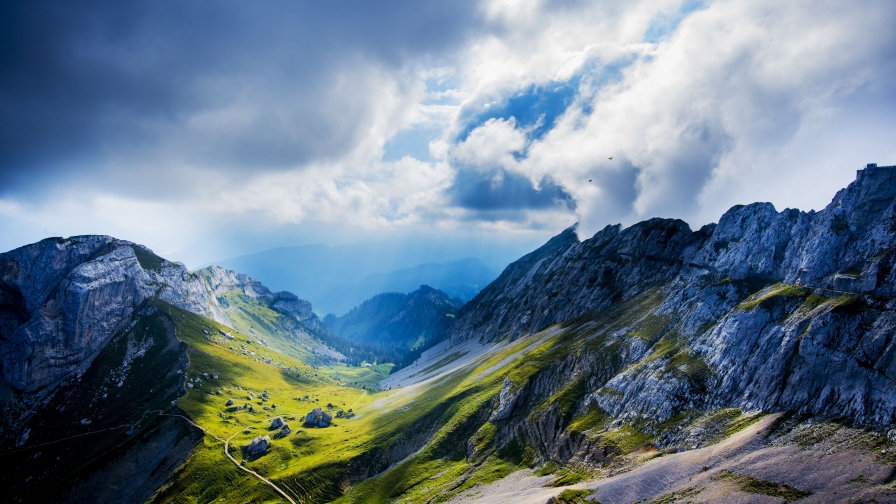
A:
[608, 156, 613, 160]
[588, 179, 592, 182]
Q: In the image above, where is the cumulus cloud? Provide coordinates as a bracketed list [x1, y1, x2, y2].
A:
[2, 0, 895, 260]
[448, 0, 896, 237]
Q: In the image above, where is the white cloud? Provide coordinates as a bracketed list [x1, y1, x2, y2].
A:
[4, 0, 895, 258]
[450, 117, 527, 172]
[446, 0, 896, 237]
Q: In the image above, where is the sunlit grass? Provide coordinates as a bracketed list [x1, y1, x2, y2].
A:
[152, 288, 686, 503]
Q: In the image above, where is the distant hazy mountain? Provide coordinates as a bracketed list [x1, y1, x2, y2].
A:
[315, 258, 496, 316]
[208, 238, 524, 312]
[322, 285, 463, 352]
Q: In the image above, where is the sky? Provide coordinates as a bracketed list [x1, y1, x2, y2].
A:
[2, 0, 895, 268]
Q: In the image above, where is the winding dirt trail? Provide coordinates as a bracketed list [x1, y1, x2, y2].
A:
[349, 390, 367, 410]
[223, 424, 297, 504]
[163, 413, 297, 504]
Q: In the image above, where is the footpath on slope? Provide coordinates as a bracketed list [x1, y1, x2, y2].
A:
[162, 412, 298, 504]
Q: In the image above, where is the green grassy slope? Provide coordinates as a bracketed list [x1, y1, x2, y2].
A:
[144, 280, 804, 503]
[139, 289, 688, 503]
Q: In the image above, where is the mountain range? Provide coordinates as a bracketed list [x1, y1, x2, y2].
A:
[2, 164, 896, 502]
[315, 258, 492, 317]
[211, 242, 502, 316]
[323, 285, 463, 356]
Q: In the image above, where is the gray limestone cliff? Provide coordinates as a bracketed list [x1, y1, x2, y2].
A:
[196, 264, 318, 327]
[450, 165, 896, 347]
[0, 236, 213, 392]
[0, 238, 322, 394]
[448, 165, 896, 458]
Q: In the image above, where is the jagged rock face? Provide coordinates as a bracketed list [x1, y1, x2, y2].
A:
[490, 377, 523, 422]
[449, 218, 704, 344]
[0, 238, 327, 394]
[691, 166, 896, 289]
[450, 167, 896, 348]
[0, 236, 214, 392]
[197, 265, 322, 330]
[456, 166, 896, 437]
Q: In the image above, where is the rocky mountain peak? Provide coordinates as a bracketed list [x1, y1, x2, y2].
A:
[0, 236, 211, 392]
[0, 238, 328, 393]
[449, 165, 896, 345]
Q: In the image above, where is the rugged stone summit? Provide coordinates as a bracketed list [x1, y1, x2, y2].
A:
[450, 165, 896, 347]
[446, 165, 896, 454]
[0, 236, 214, 392]
[0, 239, 324, 394]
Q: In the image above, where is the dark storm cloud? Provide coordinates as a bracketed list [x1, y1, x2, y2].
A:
[448, 168, 573, 215]
[0, 0, 485, 193]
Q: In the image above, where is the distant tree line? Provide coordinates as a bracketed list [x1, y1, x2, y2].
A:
[299, 320, 405, 366]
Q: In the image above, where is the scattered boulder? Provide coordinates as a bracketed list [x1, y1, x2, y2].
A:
[225, 399, 234, 406]
[273, 424, 291, 439]
[490, 377, 528, 422]
[304, 407, 332, 428]
[270, 417, 285, 430]
[243, 435, 270, 460]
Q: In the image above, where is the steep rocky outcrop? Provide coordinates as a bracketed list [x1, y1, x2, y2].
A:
[0, 236, 215, 392]
[448, 218, 705, 344]
[450, 165, 896, 348]
[447, 165, 896, 462]
[0, 240, 328, 395]
[0, 299, 201, 503]
[196, 265, 319, 328]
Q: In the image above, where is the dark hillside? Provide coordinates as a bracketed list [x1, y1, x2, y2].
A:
[323, 285, 463, 356]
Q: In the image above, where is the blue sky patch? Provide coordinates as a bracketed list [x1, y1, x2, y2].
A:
[644, 0, 704, 43]
[383, 125, 442, 162]
[455, 78, 581, 144]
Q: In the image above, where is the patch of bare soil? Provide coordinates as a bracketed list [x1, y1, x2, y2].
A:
[447, 414, 896, 504]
